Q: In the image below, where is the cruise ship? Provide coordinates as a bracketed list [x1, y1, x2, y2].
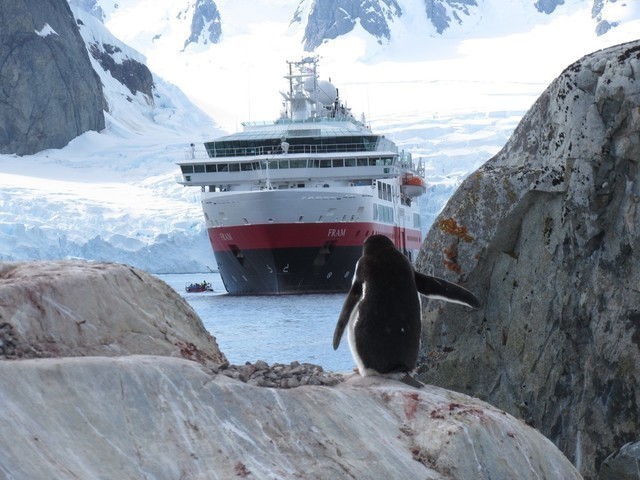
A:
[177, 57, 426, 294]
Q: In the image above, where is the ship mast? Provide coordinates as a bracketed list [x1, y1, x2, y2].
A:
[282, 56, 319, 122]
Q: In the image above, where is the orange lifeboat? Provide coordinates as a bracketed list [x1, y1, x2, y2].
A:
[401, 173, 427, 197]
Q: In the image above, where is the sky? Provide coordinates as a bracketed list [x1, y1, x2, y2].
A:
[0, 1, 638, 273]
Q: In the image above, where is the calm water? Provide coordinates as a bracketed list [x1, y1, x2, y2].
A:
[156, 273, 354, 372]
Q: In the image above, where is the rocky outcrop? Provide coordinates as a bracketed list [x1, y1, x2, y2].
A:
[600, 442, 640, 480]
[0, 359, 582, 479]
[0, 260, 225, 364]
[0, 0, 104, 155]
[533, 0, 564, 15]
[0, 259, 582, 479]
[415, 40, 640, 479]
[87, 42, 153, 101]
[423, 0, 478, 34]
[298, 0, 402, 51]
[183, 0, 222, 49]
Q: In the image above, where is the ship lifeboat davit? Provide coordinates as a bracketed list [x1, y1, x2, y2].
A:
[402, 173, 427, 197]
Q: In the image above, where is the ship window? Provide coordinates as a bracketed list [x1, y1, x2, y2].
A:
[320, 160, 331, 168]
[332, 159, 344, 167]
[206, 164, 215, 172]
[414, 213, 421, 228]
[357, 158, 368, 167]
[373, 204, 378, 221]
[297, 183, 305, 188]
[218, 164, 229, 172]
[193, 164, 204, 173]
[369, 158, 378, 166]
[228, 163, 240, 172]
[241, 163, 252, 171]
[345, 158, 356, 167]
[278, 159, 289, 169]
[290, 159, 307, 168]
[181, 165, 194, 174]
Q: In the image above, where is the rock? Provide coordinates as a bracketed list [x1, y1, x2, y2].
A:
[600, 442, 640, 479]
[0, 260, 225, 367]
[183, 0, 222, 49]
[220, 360, 343, 389]
[298, 0, 402, 51]
[0, 258, 581, 478]
[414, 39, 640, 479]
[0, 0, 105, 155]
[0, 356, 581, 479]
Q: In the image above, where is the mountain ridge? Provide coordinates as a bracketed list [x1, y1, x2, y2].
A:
[70, 0, 639, 55]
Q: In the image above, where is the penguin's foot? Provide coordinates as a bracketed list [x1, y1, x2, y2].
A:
[398, 373, 424, 389]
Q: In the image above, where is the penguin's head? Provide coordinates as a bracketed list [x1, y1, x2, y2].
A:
[363, 234, 395, 255]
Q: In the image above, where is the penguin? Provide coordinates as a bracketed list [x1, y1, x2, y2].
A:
[333, 234, 480, 387]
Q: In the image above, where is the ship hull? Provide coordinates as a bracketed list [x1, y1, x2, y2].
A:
[211, 243, 362, 295]
[207, 221, 421, 295]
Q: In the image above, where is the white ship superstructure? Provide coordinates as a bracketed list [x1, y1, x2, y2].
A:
[177, 57, 426, 294]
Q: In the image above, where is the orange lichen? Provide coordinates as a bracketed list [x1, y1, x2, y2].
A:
[443, 245, 462, 274]
[438, 218, 474, 242]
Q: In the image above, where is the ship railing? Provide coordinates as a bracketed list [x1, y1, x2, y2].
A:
[243, 115, 362, 128]
[204, 142, 393, 158]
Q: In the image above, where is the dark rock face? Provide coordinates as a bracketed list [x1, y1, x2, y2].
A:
[414, 40, 640, 480]
[534, 0, 565, 14]
[184, 0, 222, 49]
[0, 0, 105, 155]
[423, 0, 478, 34]
[87, 42, 153, 100]
[300, 0, 402, 51]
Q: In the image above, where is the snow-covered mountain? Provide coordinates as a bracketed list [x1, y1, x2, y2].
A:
[78, 0, 640, 52]
[0, 0, 638, 273]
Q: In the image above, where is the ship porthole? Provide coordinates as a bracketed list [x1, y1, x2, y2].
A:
[344, 271, 350, 278]
[326, 272, 333, 279]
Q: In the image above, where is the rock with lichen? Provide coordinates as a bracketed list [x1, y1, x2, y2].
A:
[415, 39, 640, 479]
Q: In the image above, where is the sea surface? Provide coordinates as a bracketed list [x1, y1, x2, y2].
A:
[156, 273, 354, 373]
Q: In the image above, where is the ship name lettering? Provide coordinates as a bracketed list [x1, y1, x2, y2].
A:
[328, 228, 347, 238]
[219, 233, 233, 241]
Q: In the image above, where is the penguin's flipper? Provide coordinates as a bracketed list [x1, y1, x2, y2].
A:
[414, 272, 481, 309]
[333, 281, 362, 350]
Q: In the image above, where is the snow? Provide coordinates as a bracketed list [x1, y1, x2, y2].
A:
[1, 1, 639, 273]
[35, 23, 58, 37]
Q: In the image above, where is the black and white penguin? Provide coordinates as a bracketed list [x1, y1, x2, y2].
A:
[333, 234, 480, 386]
